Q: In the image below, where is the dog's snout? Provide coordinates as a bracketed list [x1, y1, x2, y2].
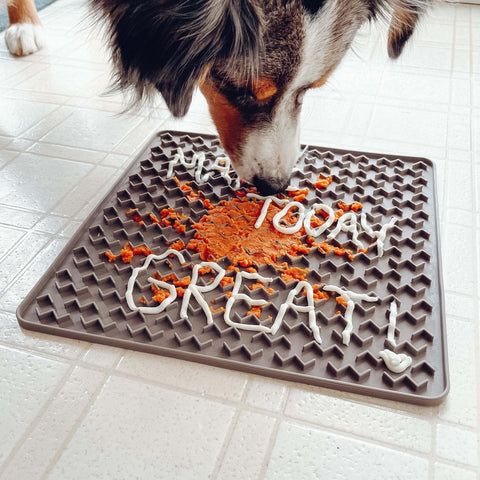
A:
[252, 175, 290, 196]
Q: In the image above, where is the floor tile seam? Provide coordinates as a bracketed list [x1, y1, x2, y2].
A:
[17, 103, 73, 141]
[0, 361, 78, 479]
[26, 138, 120, 158]
[3, 87, 72, 107]
[0, 210, 70, 235]
[109, 364, 443, 430]
[0, 337, 458, 458]
[263, 415, 437, 459]
[366, 96, 451, 116]
[362, 95, 454, 112]
[0, 60, 51, 86]
[280, 401, 439, 441]
[28, 155, 107, 221]
[0, 235, 71, 306]
[0, 149, 20, 170]
[0, 331, 86, 364]
[283, 385, 441, 420]
[0, 226, 28, 264]
[255, 417, 281, 480]
[209, 408, 244, 479]
[12, 56, 110, 74]
[429, 409, 438, 480]
[282, 416, 478, 470]
[443, 311, 480, 323]
[357, 63, 387, 147]
[33, 111, 149, 156]
[39, 365, 116, 480]
[0, 231, 55, 292]
[436, 417, 480, 434]
[364, 134, 448, 151]
[0, 63, 37, 87]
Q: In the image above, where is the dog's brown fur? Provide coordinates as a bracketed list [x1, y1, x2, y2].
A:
[6, 0, 41, 25]
[4, 0, 45, 56]
[93, 0, 430, 194]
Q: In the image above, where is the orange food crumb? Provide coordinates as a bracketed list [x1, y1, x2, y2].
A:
[210, 305, 226, 314]
[173, 221, 186, 234]
[139, 297, 147, 304]
[198, 265, 212, 275]
[288, 188, 309, 197]
[220, 276, 234, 287]
[336, 296, 348, 307]
[280, 265, 309, 283]
[104, 251, 118, 262]
[117, 243, 154, 263]
[150, 213, 161, 224]
[151, 285, 170, 303]
[306, 284, 329, 301]
[314, 174, 332, 189]
[170, 239, 185, 251]
[337, 201, 363, 212]
[247, 306, 262, 318]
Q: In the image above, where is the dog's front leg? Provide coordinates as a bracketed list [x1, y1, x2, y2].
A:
[5, 0, 45, 56]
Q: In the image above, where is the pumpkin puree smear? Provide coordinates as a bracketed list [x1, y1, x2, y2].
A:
[104, 172, 362, 305]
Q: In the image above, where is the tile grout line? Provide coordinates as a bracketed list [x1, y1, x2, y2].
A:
[1, 326, 478, 470]
[255, 383, 292, 479]
[209, 376, 254, 479]
[469, 5, 480, 472]
[427, 4, 458, 476]
[0, 234, 69, 305]
[38, 354, 121, 480]
[0, 360, 78, 479]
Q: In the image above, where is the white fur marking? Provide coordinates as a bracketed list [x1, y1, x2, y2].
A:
[239, 10, 336, 185]
[5, 23, 45, 56]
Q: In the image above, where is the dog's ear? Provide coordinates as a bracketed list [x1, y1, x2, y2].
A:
[92, 0, 262, 117]
[387, 1, 426, 58]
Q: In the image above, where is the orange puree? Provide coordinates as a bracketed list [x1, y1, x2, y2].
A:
[170, 239, 185, 251]
[187, 198, 309, 268]
[336, 296, 348, 307]
[337, 201, 363, 212]
[109, 242, 154, 263]
[247, 306, 263, 318]
[151, 285, 170, 303]
[104, 251, 118, 262]
[314, 174, 332, 189]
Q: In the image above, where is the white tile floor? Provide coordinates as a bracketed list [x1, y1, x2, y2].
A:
[0, 0, 479, 479]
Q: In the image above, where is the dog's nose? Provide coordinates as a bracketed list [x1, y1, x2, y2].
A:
[252, 175, 290, 196]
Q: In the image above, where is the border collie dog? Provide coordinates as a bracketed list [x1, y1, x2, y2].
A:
[91, 0, 430, 195]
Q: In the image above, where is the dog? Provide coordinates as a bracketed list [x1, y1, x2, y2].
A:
[4, 0, 45, 56]
[92, 0, 429, 196]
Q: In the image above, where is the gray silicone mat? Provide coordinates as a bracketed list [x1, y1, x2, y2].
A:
[17, 131, 449, 405]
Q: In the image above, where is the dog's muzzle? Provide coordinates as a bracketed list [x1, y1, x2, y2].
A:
[252, 175, 291, 196]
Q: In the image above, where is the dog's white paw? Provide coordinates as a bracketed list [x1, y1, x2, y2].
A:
[5, 23, 45, 57]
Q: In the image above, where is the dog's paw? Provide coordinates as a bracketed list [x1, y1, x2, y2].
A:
[5, 23, 45, 57]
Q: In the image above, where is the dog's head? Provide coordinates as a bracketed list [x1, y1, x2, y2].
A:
[93, 0, 429, 195]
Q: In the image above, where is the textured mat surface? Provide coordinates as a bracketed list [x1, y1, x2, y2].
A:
[17, 131, 448, 405]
